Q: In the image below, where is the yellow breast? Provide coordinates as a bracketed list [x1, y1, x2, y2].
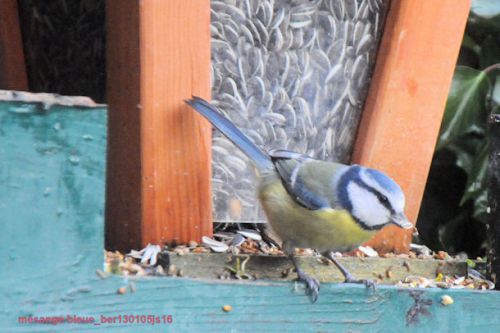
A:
[258, 178, 376, 253]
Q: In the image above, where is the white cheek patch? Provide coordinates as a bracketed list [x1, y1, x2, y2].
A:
[359, 169, 406, 213]
[347, 182, 389, 227]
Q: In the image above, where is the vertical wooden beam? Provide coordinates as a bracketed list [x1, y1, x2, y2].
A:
[106, 0, 212, 251]
[106, 1, 142, 251]
[0, 0, 28, 90]
[351, 0, 471, 253]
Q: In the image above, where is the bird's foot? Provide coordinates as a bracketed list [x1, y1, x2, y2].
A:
[295, 268, 320, 303]
[323, 251, 376, 291]
[343, 273, 376, 290]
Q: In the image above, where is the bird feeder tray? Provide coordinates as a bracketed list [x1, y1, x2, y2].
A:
[2, 92, 500, 332]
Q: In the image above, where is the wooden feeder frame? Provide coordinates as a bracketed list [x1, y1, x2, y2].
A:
[4, 1, 500, 332]
[0, 0, 471, 253]
[102, 0, 471, 253]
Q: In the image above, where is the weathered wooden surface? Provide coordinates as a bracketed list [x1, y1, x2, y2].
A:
[105, 0, 143, 251]
[352, 0, 471, 253]
[0, 92, 107, 304]
[105, 0, 212, 251]
[170, 253, 466, 284]
[2, 276, 500, 332]
[2, 93, 500, 332]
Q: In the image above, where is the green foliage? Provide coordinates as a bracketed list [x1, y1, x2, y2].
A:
[418, 3, 500, 256]
[438, 67, 490, 150]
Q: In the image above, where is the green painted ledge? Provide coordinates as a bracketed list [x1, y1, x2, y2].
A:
[1, 92, 500, 333]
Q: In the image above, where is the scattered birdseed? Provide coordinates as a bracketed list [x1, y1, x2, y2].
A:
[173, 246, 191, 256]
[403, 261, 411, 272]
[104, 240, 494, 290]
[434, 251, 450, 260]
[192, 246, 209, 253]
[222, 305, 233, 312]
[385, 267, 393, 279]
[202, 236, 229, 253]
[117, 287, 127, 295]
[410, 244, 432, 257]
[358, 246, 378, 257]
[167, 265, 177, 276]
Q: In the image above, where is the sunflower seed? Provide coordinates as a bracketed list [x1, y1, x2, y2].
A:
[230, 233, 246, 246]
[270, 8, 286, 29]
[325, 64, 343, 84]
[237, 229, 263, 241]
[202, 236, 229, 253]
[210, 0, 388, 223]
[356, 33, 373, 55]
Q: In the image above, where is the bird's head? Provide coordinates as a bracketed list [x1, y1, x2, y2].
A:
[337, 165, 413, 231]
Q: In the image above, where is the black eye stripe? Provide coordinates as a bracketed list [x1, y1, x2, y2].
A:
[353, 179, 395, 214]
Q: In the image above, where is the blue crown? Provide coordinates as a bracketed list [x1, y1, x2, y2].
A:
[364, 168, 400, 194]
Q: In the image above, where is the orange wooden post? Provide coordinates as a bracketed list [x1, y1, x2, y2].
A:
[352, 0, 471, 253]
[0, 0, 28, 90]
[106, 0, 212, 251]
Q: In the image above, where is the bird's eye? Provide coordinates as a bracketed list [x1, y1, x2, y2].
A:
[378, 194, 389, 204]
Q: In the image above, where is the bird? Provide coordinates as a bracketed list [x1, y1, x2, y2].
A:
[186, 96, 413, 302]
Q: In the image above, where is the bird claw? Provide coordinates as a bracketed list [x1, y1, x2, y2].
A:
[296, 271, 320, 303]
[344, 275, 376, 290]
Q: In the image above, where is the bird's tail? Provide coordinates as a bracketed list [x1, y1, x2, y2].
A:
[185, 96, 274, 171]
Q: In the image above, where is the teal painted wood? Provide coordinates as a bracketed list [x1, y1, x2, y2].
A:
[3, 276, 500, 333]
[1, 96, 500, 333]
[0, 98, 107, 301]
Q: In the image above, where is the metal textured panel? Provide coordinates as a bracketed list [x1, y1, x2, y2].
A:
[210, 0, 389, 222]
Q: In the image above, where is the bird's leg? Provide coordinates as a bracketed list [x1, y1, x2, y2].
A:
[289, 255, 320, 303]
[323, 251, 376, 289]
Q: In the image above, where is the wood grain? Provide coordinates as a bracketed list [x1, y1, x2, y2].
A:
[0, 0, 28, 90]
[169, 253, 466, 284]
[106, 0, 143, 251]
[106, 0, 212, 250]
[352, 0, 471, 253]
[0, 93, 107, 292]
[2, 112, 499, 333]
[3, 276, 500, 332]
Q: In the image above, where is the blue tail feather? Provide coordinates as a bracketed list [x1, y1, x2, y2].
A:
[185, 96, 274, 171]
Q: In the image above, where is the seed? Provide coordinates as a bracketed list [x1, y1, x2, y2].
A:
[385, 267, 393, 279]
[441, 295, 454, 306]
[168, 264, 177, 276]
[117, 287, 126, 295]
[270, 8, 285, 29]
[222, 305, 233, 312]
[96, 269, 109, 279]
[403, 261, 411, 272]
[210, 0, 383, 224]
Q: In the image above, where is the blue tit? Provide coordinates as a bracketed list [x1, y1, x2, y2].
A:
[186, 96, 413, 302]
